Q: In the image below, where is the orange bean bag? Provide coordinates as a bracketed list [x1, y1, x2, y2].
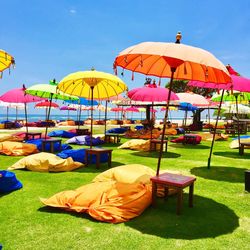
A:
[0, 141, 38, 156]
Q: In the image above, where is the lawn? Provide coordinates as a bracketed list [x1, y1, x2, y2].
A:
[0, 126, 249, 250]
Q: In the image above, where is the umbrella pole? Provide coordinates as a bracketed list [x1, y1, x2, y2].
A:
[156, 68, 176, 176]
[150, 102, 153, 140]
[16, 107, 18, 121]
[45, 94, 53, 139]
[24, 103, 28, 134]
[104, 100, 108, 136]
[90, 87, 94, 148]
[235, 95, 241, 154]
[78, 105, 82, 130]
[207, 89, 225, 169]
[7, 107, 9, 120]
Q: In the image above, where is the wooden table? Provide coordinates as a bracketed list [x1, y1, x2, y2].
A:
[76, 128, 90, 135]
[25, 132, 42, 140]
[150, 139, 168, 151]
[151, 173, 196, 215]
[183, 134, 197, 145]
[85, 148, 113, 169]
[105, 133, 121, 144]
[239, 142, 250, 155]
[41, 139, 62, 153]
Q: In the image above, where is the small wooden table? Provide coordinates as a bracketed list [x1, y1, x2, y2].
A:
[85, 148, 113, 169]
[76, 128, 90, 135]
[25, 132, 42, 140]
[151, 173, 196, 215]
[239, 142, 250, 155]
[105, 133, 121, 144]
[41, 139, 62, 153]
[150, 139, 168, 151]
[183, 134, 197, 145]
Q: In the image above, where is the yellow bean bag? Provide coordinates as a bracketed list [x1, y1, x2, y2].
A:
[57, 120, 75, 126]
[200, 132, 228, 141]
[0, 141, 38, 156]
[8, 152, 83, 172]
[118, 139, 151, 151]
[230, 138, 250, 149]
[0, 133, 23, 142]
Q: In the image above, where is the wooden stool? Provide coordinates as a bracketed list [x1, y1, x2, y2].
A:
[76, 128, 90, 135]
[85, 148, 113, 169]
[239, 142, 250, 155]
[41, 139, 62, 153]
[25, 132, 42, 140]
[151, 173, 196, 215]
[150, 139, 168, 151]
[105, 133, 121, 144]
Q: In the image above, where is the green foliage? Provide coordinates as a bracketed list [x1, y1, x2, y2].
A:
[0, 127, 249, 249]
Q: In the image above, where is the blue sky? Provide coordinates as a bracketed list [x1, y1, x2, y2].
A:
[1, 0, 250, 115]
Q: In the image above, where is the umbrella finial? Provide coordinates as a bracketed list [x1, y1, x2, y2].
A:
[50, 79, 58, 85]
[175, 31, 182, 44]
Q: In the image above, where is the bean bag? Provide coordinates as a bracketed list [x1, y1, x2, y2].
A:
[12, 132, 51, 140]
[200, 132, 228, 141]
[8, 152, 83, 172]
[57, 120, 75, 126]
[25, 139, 71, 152]
[0, 170, 23, 193]
[170, 135, 202, 144]
[118, 139, 150, 151]
[0, 141, 39, 156]
[106, 127, 128, 134]
[66, 135, 87, 145]
[0, 133, 23, 142]
[135, 125, 144, 130]
[230, 136, 250, 149]
[48, 130, 77, 138]
[57, 148, 109, 164]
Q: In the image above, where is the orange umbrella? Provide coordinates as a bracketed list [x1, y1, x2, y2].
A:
[114, 33, 231, 175]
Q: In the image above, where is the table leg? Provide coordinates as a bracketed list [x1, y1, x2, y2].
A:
[96, 153, 100, 169]
[151, 182, 157, 207]
[41, 142, 45, 152]
[108, 152, 112, 167]
[177, 189, 183, 215]
[164, 186, 169, 201]
[51, 143, 54, 154]
[189, 183, 194, 208]
[85, 151, 89, 167]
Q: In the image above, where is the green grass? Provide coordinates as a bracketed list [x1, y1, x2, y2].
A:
[0, 127, 250, 250]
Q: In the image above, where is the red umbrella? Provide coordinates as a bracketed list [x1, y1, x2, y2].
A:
[0, 86, 45, 132]
[35, 101, 59, 120]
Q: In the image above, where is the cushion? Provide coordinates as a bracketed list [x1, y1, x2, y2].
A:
[118, 139, 150, 151]
[57, 148, 109, 164]
[48, 130, 77, 138]
[8, 152, 83, 172]
[0, 133, 23, 142]
[106, 127, 127, 134]
[0, 141, 39, 156]
[0, 170, 23, 193]
[25, 139, 71, 152]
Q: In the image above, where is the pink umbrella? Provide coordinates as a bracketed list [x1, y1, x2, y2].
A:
[60, 106, 77, 120]
[111, 107, 124, 119]
[176, 92, 209, 107]
[35, 101, 59, 120]
[125, 106, 139, 119]
[0, 85, 45, 133]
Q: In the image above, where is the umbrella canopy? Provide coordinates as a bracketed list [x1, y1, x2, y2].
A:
[0, 86, 45, 132]
[65, 97, 98, 106]
[125, 107, 139, 112]
[60, 106, 77, 111]
[0, 101, 25, 120]
[222, 103, 250, 114]
[35, 101, 59, 109]
[176, 92, 209, 106]
[114, 35, 231, 176]
[0, 50, 15, 77]
[128, 85, 179, 102]
[57, 70, 127, 148]
[211, 91, 250, 103]
[114, 42, 231, 84]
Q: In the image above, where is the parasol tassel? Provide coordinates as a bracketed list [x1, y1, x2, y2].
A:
[131, 71, 134, 81]
[158, 78, 161, 86]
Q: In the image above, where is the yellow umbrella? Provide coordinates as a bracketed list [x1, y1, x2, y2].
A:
[0, 50, 15, 78]
[58, 70, 127, 147]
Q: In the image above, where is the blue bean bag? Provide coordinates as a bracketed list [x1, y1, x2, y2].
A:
[106, 127, 128, 134]
[232, 135, 250, 140]
[48, 130, 77, 138]
[135, 125, 144, 130]
[0, 170, 23, 193]
[26, 139, 72, 152]
[84, 136, 105, 146]
[57, 148, 109, 164]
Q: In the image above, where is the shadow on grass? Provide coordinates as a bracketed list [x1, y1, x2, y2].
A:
[191, 166, 247, 183]
[169, 143, 210, 149]
[126, 194, 239, 239]
[131, 151, 181, 159]
[213, 151, 250, 159]
[72, 161, 124, 173]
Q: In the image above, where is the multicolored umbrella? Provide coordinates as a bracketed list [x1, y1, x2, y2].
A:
[114, 34, 231, 175]
[0, 50, 15, 78]
[57, 70, 127, 148]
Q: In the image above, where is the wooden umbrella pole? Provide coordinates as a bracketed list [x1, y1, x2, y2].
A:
[156, 68, 175, 176]
[90, 86, 94, 148]
[207, 89, 225, 169]
[45, 93, 53, 139]
[24, 103, 28, 134]
[78, 105, 82, 130]
[104, 100, 108, 136]
[235, 95, 241, 154]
